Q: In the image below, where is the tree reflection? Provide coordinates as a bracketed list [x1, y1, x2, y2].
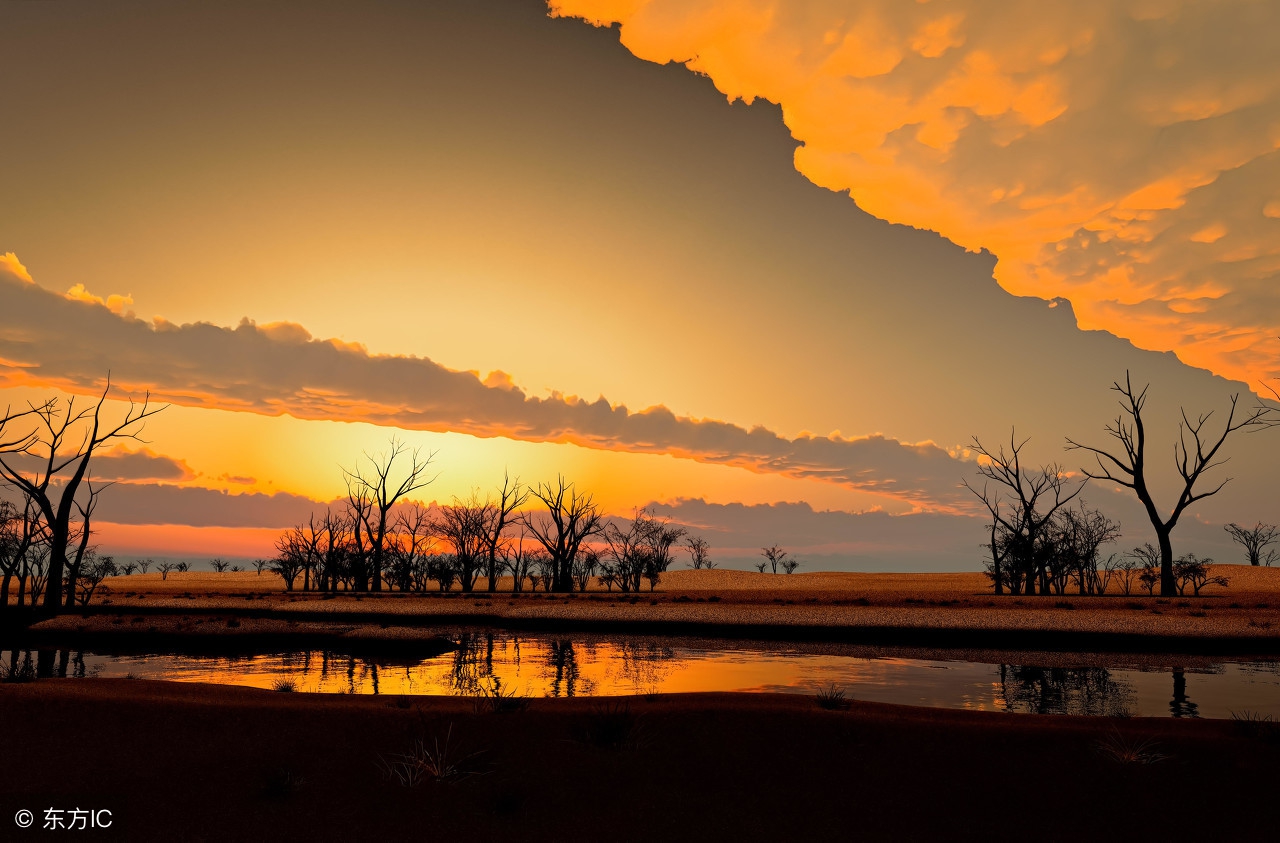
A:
[610, 640, 678, 693]
[449, 631, 498, 695]
[998, 664, 1135, 716]
[545, 640, 581, 697]
[1169, 667, 1199, 718]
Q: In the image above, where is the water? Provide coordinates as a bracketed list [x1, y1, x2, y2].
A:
[6, 630, 1279, 719]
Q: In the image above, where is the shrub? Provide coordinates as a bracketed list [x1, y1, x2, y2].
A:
[815, 684, 852, 711]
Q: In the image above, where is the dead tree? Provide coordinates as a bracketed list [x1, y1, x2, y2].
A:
[1067, 372, 1273, 596]
[761, 545, 789, 575]
[0, 381, 162, 616]
[963, 432, 1085, 595]
[1224, 522, 1279, 567]
[342, 437, 435, 591]
[480, 473, 528, 593]
[685, 535, 713, 569]
[521, 476, 604, 593]
[433, 496, 489, 592]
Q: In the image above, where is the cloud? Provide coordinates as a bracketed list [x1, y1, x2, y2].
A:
[0, 271, 973, 510]
[551, 0, 1280, 390]
[0, 252, 33, 284]
[1, 446, 194, 483]
[84, 482, 326, 528]
[648, 497, 981, 554]
[64, 283, 134, 315]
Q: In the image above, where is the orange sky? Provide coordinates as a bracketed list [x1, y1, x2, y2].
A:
[1, 0, 1277, 568]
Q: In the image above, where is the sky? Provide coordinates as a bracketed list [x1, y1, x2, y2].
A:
[1, 0, 1278, 569]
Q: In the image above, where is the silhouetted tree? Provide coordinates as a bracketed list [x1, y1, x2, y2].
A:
[1131, 543, 1161, 595]
[0, 382, 162, 616]
[74, 552, 117, 606]
[685, 535, 713, 569]
[603, 509, 685, 592]
[481, 473, 528, 593]
[1044, 501, 1121, 595]
[1224, 522, 1278, 567]
[760, 545, 788, 575]
[781, 558, 800, 574]
[1067, 372, 1273, 596]
[434, 496, 489, 593]
[503, 529, 533, 593]
[964, 432, 1085, 595]
[342, 437, 435, 591]
[210, 559, 230, 573]
[522, 476, 604, 593]
[1173, 554, 1228, 596]
[156, 561, 175, 580]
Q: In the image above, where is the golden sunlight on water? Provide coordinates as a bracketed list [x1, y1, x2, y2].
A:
[31, 632, 1280, 719]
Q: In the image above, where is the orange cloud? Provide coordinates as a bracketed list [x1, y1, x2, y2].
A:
[65, 283, 134, 315]
[0, 252, 33, 284]
[550, 0, 1280, 390]
[0, 271, 975, 511]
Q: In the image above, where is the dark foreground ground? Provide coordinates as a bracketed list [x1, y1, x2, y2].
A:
[2, 680, 1275, 842]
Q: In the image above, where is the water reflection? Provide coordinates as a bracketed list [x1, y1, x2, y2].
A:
[3, 634, 1279, 719]
[997, 665, 1135, 717]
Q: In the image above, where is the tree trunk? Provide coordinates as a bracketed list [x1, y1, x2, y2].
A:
[1157, 529, 1176, 597]
[0, 572, 9, 608]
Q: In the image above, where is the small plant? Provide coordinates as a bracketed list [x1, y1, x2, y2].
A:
[1230, 710, 1280, 741]
[815, 684, 852, 711]
[376, 724, 487, 786]
[474, 677, 529, 714]
[272, 678, 297, 693]
[576, 700, 647, 750]
[1094, 728, 1167, 765]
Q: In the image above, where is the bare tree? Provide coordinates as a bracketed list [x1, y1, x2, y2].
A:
[434, 495, 489, 593]
[603, 509, 685, 592]
[388, 501, 435, 592]
[156, 561, 175, 580]
[781, 558, 801, 574]
[521, 476, 604, 593]
[481, 473, 528, 593]
[342, 437, 436, 591]
[1131, 543, 1161, 595]
[74, 552, 117, 607]
[1174, 553, 1229, 596]
[0, 497, 45, 610]
[0, 381, 163, 616]
[964, 432, 1085, 595]
[1067, 372, 1273, 596]
[503, 529, 534, 593]
[138, 559, 152, 575]
[1224, 522, 1279, 567]
[271, 528, 307, 591]
[760, 545, 788, 575]
[210, 559, 230, 573]
[685, 535, 713, 570]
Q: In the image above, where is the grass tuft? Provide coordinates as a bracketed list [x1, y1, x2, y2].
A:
[576, 700, 648, 750]
[473, 677, 529, 714]
[815, 684, 853, 711]
[271, 678, 298, 693]
[1094, 728, 1167, 765]
[377, 724, 487, 786]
